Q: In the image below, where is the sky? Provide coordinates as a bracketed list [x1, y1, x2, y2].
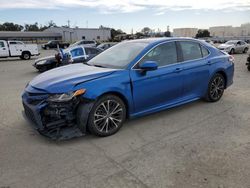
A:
[0, 0, 250, 33]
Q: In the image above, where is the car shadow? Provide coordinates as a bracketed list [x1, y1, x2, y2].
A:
[52, 99, 207, 146]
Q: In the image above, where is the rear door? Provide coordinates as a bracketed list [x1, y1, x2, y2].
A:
[130, 41, 184, 113]
[177, 41, 210, 99]
[0, 41, 9, 57]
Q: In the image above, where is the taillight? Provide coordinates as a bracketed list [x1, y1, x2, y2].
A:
[228, 55, 234, 64]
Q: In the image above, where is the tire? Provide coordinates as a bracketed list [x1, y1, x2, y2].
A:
[46, 46, 50, 50]
[87, 95, 126, 137]
[22, 52, 31, 60]
[248, 66, 250, 72]
[229, 48, 235, 54]
[205, 73, 225, 102]
[63, 45, 67, 49]
[243, 48, 248, 54]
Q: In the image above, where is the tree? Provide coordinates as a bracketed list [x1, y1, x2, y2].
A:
[47, 20, 57, 28]
[0, 22, 23, 31]
[110, 28, 125, 40]
[196, 29, 210, 38]
[24, 22, 40, 31]
[141, 27, 151, 35]
[164, 31, 171, 37]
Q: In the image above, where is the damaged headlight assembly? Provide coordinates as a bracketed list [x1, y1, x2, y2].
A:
[47, 89, 86, 103]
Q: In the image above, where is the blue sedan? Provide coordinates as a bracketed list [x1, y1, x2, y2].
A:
[22, 38, 234, 139]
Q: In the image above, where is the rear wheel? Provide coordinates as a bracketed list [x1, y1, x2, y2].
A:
[87, 95, 126, 137]
[248, 66, 250, 71]
[22, 52, 31, 60]
[205, 73, 225, 102]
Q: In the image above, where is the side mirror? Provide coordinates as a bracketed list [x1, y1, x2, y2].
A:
[139, 61, 158, 71]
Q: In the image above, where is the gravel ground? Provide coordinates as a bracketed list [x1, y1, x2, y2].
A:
[0, 49, 250, 188]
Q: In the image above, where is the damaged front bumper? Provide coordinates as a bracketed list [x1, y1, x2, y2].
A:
[22, 91, 93, 140]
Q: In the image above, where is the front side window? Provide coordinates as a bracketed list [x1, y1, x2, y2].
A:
[0, 42, 5, 47]
[179, 41, 202, 61]
[9, 42, 17, 45]
[70, 48, 84, 58]
[139, 42, 178, 67]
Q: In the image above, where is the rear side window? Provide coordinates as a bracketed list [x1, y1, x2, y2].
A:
[0, 42, 5, 47]
[201, 45, 209, 57]
[70, 48, 84, 57]
[179, 41, 202, 61]
[86, 48, 97, 55]
[9, 42, 17, 45]
[140, 42, 178, 67]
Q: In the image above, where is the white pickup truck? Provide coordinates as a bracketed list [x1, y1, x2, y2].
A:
[0, 40, 39, 60]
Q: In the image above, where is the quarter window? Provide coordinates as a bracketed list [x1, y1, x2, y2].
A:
[140, 42, 177, 67]
[179, 41, 202, 61]
[201, 45, 209, 57]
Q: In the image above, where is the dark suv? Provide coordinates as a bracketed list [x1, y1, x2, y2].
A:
[42, 40, 70, 50]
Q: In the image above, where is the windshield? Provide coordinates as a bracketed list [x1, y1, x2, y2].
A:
[226, 41, 237, 45]
[88, 41, 148, 69]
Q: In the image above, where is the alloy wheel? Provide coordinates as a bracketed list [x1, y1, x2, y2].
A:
[209, 75, 225, 101]
[94, 100, 123, 133]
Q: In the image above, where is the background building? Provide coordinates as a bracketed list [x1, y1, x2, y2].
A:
[209, 24, 250, 41]
[173, 28, 198, 37]
[0, 31, 61, 43]
[0, 27, 111, 43]
[44, 27, 111, 42]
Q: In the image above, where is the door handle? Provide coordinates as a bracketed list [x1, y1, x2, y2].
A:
[207, 61, 212, 65]
[173, 68, 182, 73]
[2, 48, 6, 50]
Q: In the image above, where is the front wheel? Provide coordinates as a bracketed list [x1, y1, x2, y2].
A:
[87, 95, 126, 137]
[248, 66, 250, 71]
[205, 73, 225, 102]
[243, 48, 248, 54]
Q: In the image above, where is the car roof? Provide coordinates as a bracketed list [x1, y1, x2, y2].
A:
[123, 37, 208, 47]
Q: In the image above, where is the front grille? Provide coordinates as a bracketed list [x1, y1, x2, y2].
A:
[23, 102, 37, 125]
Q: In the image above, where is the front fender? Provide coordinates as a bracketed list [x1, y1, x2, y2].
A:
[75, 70, 135, 115]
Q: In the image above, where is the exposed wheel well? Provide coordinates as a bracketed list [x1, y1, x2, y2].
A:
[98, 92, 129, 118]
[22, 51, 31, 56]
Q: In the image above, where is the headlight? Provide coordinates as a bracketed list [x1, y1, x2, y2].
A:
[36, 60, 47, 65]
[47, 89, 86, 102]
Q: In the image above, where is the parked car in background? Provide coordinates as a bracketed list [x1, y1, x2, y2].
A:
[33, 46, 102, 72]
[41, 40, 70, 50]
[69, 40, 97, 48]
[218, 40, 249, 54]
[22, 38, 234, 140]
[0, 40, 39, 60]
[246, 54, 250, 71]
[97, 42, 118, 50]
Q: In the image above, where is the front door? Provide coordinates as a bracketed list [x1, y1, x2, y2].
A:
[130, 41, 184, 114]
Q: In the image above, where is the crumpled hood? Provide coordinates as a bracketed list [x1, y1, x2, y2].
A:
[28, 64, 116, 93]
[218, 44, 234, 49]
